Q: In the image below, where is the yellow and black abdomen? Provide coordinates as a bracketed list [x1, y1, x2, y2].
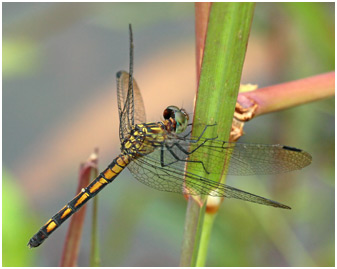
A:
[28, 154, 131, 248]
[28, 122, 164, 248]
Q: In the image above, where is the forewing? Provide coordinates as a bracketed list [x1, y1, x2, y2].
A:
[116, 71, 146, 141]
[157, 137, 312, 176]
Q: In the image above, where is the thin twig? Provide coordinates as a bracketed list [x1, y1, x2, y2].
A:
[59, 150, 98, 267]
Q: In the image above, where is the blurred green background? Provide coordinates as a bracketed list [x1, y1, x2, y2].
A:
[2, 2, 334, 266]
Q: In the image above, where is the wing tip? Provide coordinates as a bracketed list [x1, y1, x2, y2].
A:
[116, 70, 128, 78]
[282, 145, 312, 168]
[277, 203, 292, 210]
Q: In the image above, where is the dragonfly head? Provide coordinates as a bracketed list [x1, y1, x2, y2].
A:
[163, 105, 189, 134]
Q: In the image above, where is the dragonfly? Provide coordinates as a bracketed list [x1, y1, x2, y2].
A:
[28, 24, 312, 248]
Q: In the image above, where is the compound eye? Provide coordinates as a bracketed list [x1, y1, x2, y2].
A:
[163, 106, 180, 120]
[174, 110, 188, 134]
[180, 108, 189, 121]
[163, 108, 173, 120]
[163, 106, 188, 133]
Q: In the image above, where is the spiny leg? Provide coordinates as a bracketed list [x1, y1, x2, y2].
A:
[160, 143, 211, 174]
[159, 124, 219, 174]
[180, 123, 218, 140]
[167, 123, 219, 157]
[189, 123, 218, 141]
[181, 123, 193, 138]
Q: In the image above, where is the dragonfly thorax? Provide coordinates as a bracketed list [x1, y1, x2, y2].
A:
[120, 125, 146, 155]
[121, 123, 167, 157]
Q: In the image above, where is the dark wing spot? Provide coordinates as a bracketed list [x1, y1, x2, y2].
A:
[282, 146, 302, 152]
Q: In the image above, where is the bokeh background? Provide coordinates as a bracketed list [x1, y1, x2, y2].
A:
[2, 2, 334, 267]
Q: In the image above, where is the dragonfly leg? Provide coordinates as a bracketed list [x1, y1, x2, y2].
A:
[178, 123, 193, 139]
[160, 144, 211, 174]
[178, 135, 218, 156]
[181, 123, 217, 140]
[182, 129, 192, 139]
[189, 123, 218, 142]
[158, 124, 219, 174]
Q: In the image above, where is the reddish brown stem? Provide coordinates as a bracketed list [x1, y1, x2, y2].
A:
[238, 71, 335, 117]
[183, 3, 211, 203]
[59, 150, 98, 267]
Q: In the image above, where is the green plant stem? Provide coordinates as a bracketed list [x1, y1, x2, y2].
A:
[195, 212, 216, 266]
[180, 197, 206, 266]
[179, 3, 210, 266]
[180, 2, 255, 267]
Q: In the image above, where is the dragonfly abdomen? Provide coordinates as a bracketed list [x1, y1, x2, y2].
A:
[28, 154, 131, 248]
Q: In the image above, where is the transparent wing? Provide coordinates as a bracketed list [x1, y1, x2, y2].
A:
[140, 135, 312, 176]
[127, 137, 311, 208]
[128, 148, 289, 209]
[116, 71, 146, 141]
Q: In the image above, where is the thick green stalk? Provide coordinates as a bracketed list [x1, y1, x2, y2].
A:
[180, 197, 207, 266]
[195, 211, 217, 266]
[180, 3, 255, 266]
